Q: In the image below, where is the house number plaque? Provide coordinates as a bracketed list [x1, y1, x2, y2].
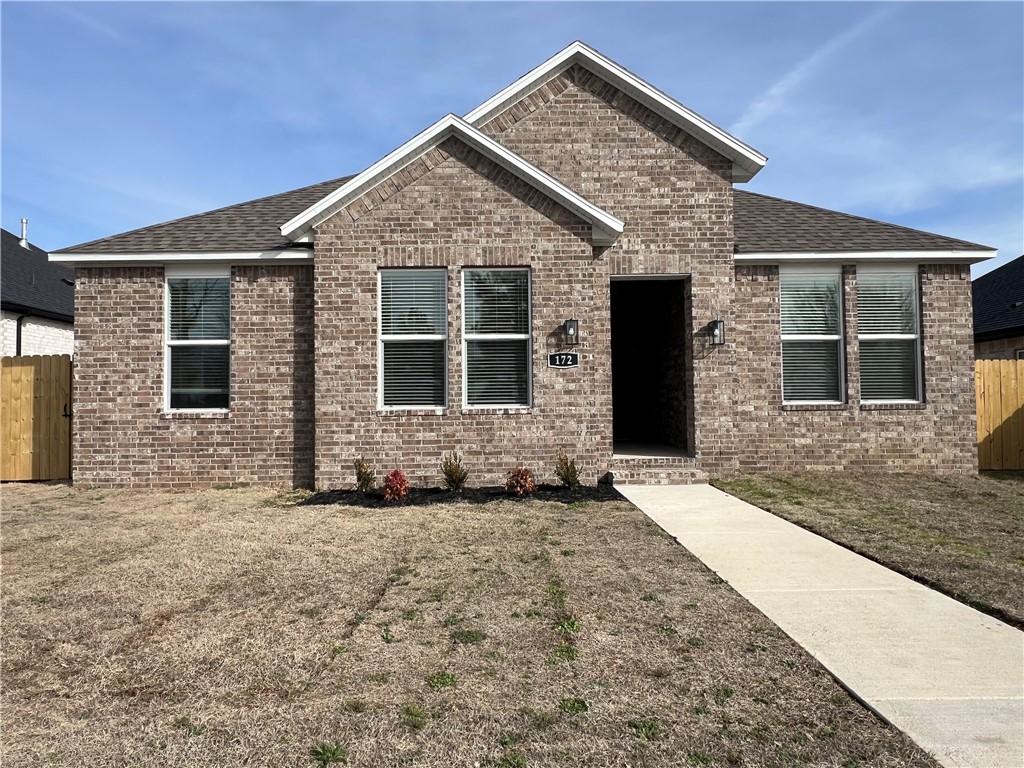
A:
[548, 352, 580, 368]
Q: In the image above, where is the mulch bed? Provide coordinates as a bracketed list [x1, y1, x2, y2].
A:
[303, 483, 623, 507]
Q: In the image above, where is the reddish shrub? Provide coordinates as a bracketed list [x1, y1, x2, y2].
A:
[505, 467, 536, 497]
[383, 469, 410, 502]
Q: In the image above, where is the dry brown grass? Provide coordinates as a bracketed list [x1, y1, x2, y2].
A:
[1, 482, 936, 767]
[714, 472, 1024, 627]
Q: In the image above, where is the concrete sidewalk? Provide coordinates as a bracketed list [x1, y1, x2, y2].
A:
[617, 483, 1024, 768]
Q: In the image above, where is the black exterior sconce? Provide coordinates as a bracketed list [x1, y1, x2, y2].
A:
[563, 318, 580, 347]
[709, 318, 726, 346]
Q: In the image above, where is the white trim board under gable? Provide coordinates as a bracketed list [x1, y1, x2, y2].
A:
[464, 41, 767, 182]
[279, 114, 625, 246]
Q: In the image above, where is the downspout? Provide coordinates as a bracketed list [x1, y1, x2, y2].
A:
[15, 314, 30, 356]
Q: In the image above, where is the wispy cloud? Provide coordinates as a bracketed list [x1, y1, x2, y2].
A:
[50, 3, 126, 44]
[731, 6, 895, 136]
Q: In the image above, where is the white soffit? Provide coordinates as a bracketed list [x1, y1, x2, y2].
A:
[49, 249, 313, 266]
[464, 41, 767, 182]
[279, 114, 625, 245]
[735, 250, 997, 265]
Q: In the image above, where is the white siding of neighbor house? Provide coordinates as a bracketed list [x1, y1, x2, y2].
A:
[1, 311, 74, 357]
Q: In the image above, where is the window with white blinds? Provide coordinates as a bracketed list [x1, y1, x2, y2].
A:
[780, 268, 844, 403]
[379, 269, 447, 408]
[463, 269, 531, 407]
[858, 269, 921, 402]
[166, 276, 230, 410]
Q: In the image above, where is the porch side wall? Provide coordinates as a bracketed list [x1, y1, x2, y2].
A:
[723, 263, 977, 472]
[73, 265, 314, 488]
[313, 139, 608, 488]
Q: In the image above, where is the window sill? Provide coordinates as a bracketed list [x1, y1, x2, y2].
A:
[461, 405, 533, 415]
[378, 407, 448, 416]
[860, 402, 926, 411]
[782, 403, 848, 412]
[161, 410, 231, 420]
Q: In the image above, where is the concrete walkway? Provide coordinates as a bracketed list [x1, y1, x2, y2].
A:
[617, 484, 1024, 768]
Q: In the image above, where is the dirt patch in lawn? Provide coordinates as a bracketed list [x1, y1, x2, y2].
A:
[2, 482, 936, 767]
[713, 472, 1024, 628]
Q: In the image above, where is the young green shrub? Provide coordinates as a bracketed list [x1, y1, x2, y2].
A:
[353, 458, 375, 493]
[554, 450, 581, 488]
[441, 452, 469, 492]
[505, 467, 536, 497]
[383, 470, 410, 502]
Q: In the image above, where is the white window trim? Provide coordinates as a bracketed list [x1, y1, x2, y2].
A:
[164, 265, 231, 413]
[377, 268, 448, 412]
[780, 264, 846, 406]
[461, 267, 533, 410]
[857, 264, 923, 405]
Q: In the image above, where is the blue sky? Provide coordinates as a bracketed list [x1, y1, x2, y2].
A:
[2, 2, 1021, 276]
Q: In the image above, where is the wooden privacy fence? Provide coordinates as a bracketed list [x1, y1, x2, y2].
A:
[976, 359, 1024, 471]
[1, 355, 72, 481]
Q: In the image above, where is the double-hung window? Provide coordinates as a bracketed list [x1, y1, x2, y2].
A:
[379, 269, 447, 408]
[857, 267, 922, 402]
[463, 268, 531, 407]
[166, 270, 230, 411]
[780, 267, 844, 403]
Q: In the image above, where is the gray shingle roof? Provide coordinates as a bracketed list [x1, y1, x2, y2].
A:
[54, 176, 993, 256]
[734, 191, 992, 253]
[1, 228, 75, 320]
[973, 255, 1024, 340]
[54, 175, 353, 254]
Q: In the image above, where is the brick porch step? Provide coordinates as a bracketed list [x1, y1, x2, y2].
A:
[609, 450, 707, 485]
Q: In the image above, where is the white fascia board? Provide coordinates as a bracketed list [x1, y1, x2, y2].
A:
[49, 249, 313, 266]
[279, 113, 624, 245]
[735, 250, 997, 265]
[464, 41, 767, 182]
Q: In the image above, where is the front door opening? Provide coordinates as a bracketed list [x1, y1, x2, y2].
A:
[610, 278, 690, 456]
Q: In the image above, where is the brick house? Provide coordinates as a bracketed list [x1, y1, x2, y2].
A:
[51, 42, 996, 489]
[973, 255, 1023, 360]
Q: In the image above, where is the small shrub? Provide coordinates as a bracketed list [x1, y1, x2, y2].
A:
[426, 671, 457, 690]
[383, 469, 410, 502]
[505, 467, 536, 497]
[441, 452, 469, 491]
[353, 458, 375, 493]
[309, 741, 348, 765]
[554, 451, 581, 488]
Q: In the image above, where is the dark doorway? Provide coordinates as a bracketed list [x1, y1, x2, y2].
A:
[610, 278, 689, 455]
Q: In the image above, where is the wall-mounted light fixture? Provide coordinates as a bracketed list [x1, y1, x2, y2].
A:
[563, 318, 579, 347]
[710, 318, 726, 346]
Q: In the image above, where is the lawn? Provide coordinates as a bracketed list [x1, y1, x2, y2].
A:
[1, 483, 936, 768]
[713, 472, 1024, 628]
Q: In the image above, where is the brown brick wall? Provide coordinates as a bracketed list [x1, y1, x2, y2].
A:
[73, 265, 314, 488]
[975, 335, 1024, 359]
[723, 263, 977, 472]
[314, 136, 610, 488]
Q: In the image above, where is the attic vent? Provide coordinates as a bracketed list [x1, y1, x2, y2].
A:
[19, 217, 28, 248]
[1011, 301, 1023, 309]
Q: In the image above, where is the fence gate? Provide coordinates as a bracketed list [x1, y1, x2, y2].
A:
[1, 355, 72, 481]
[976, 359, 1024, 471]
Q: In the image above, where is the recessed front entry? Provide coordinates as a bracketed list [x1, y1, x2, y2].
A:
[610, 278, 690, 456]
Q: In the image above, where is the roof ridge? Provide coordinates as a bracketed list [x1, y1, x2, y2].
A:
[54, 174, 354, 253]
[735, 190, 992, 251]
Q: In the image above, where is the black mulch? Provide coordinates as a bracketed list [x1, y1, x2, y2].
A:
[302, 483, 623, 508]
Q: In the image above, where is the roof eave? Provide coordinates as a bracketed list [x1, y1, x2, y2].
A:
[464, 41, 767, 182]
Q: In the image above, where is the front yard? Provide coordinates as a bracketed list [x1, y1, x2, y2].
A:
[713, 472, 1024, 627]
[1, 483, 935, 767]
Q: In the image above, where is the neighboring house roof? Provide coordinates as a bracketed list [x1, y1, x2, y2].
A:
[280, 114, 625, 245]
[53, 180, 994, 260]
[464, 41, 767, 182]
[733, 192, 993, 255]
[973, 255, 1024, 341]
[1, 228, 74, 321]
